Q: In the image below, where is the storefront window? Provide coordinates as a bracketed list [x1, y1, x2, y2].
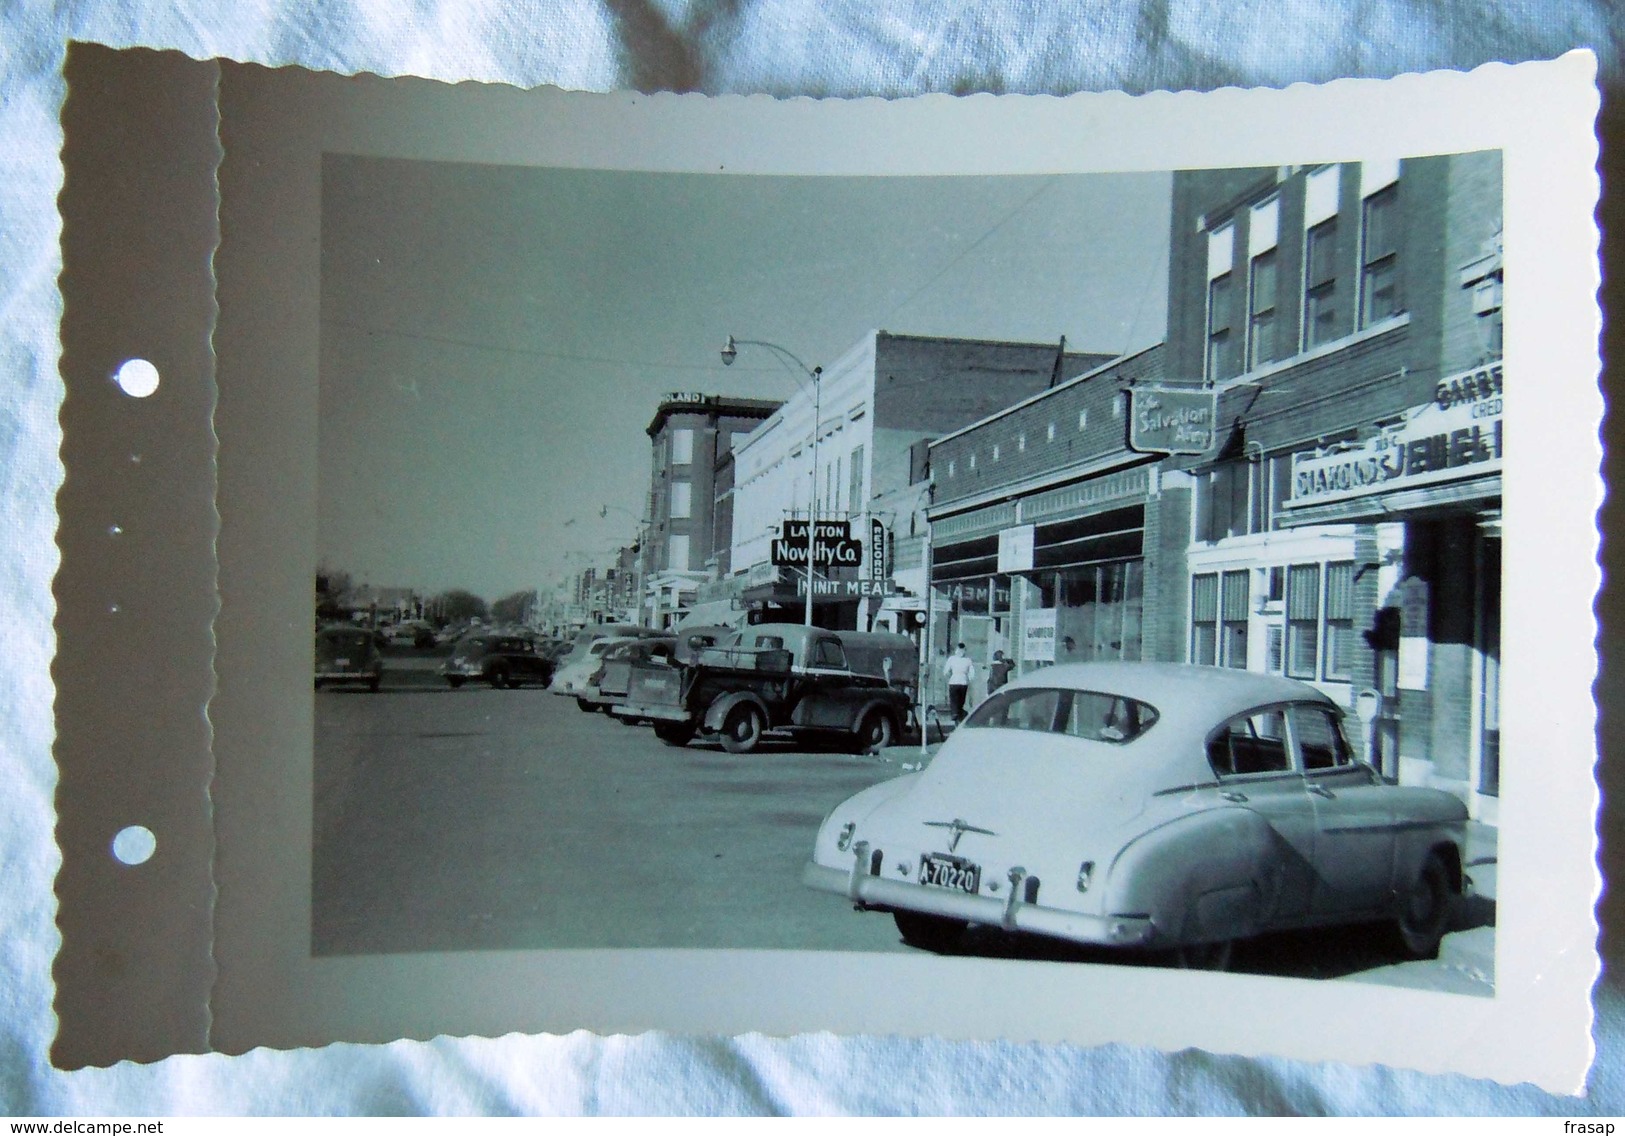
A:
[1323, 561, 1355, 680]
[1053, 561, 1143, 663]
[1286, 563, 1320, 679]
[1221, 570, 1250, 668]
[1191, 573, 1219, 665]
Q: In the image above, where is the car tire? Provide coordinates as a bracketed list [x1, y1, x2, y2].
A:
[1173, 939, 1234, 971]
[368, 675, 381, 693]
[1395, 849, 1455, 959]
[719, 704, 764, 754]
[853, 710, 896, 755]
[893, 910, 967, 954]
[446, 676, 465, 689]
[654, 721, 696, 747]
[576, 697, 599, 712]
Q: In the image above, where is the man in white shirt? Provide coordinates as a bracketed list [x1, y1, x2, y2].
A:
[944, 643, 976, 723]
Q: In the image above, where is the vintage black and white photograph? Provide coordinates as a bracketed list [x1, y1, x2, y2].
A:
[309, 146, 1505, 993]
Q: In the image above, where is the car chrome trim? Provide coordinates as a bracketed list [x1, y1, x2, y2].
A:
[923, 817, 997, 853]
[803, 861, 1154, 947]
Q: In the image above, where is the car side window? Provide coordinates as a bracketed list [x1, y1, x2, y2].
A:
[1292, 704, 1355, 771]
[1208, 708, 1291, 777]
[811, 638, 847, 668]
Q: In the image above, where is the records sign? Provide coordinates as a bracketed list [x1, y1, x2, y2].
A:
[1128, 387, 1217, 455]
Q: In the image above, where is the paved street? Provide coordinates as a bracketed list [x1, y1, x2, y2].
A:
[312, 649, 1495, 994]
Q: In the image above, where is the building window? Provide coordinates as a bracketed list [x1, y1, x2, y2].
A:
[1220, 569, 1250, 668]
[1248, 248, 1279, 369]
[909, 439, 931, 485]
[1285, 563, 1321, 679]
[992, 444, 1001, 462]
[1360, 182, 1401, 327]
[668, 534, 690, 570]
[1018, 433, 1026, 452]
[1048, 422, 1057, 441]
[1207, 273, 1239, 382]
[669, 480, 691, 519]
[1323, 560, 1355, 680]
[1077, 411, 1087, 431]
[669, 428, 694, 465]
[947, 459, 956, 477]
[1304, 217, 1340, 348]
[1191, 573, 1219, 665]
[1195, 460, 1252, 543]
[969, 452, 977, 470]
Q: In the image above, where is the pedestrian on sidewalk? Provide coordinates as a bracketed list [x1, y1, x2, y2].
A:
[944, 643, 976, 722]
[987, 649, 1014, 693]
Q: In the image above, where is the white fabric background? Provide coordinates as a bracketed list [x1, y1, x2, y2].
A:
[2, 0, 1621, 1116]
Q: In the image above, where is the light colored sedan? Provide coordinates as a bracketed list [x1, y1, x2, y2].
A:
[803, 662, 1469, 969]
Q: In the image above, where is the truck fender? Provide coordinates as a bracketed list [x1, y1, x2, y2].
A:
[1103, 808, 1277, 945]
[703, 690, 772, 734]
[847, 697, 902, 734]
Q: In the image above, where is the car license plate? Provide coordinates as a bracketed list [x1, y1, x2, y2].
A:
[334, 657, 350, 667]
[918, 853, 980, 894]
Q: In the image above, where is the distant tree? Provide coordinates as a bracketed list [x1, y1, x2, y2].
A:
[491, 589, 537, 626]
[430, 589, 488, 626]
[315, 566, 354, 623]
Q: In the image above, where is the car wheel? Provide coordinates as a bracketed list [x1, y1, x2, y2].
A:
[314, 678, 323, 691]
[719, 704, 764, 754]
[1395, 850, 1455, 959]
[893, 910, 967, 954]
[486, 668, 508, 690]
[653, 721, 695, 747]
[576, 697, 599, 713]
[446, 676, 465, 689]
[1173, 939, 1234, 971]
[854, 709, 895, 755]
[368, 675, 381, 693]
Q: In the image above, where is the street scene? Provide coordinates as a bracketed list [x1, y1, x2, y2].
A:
[315, 152, 1503, 992]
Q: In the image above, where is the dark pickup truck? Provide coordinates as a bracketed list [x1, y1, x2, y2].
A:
[611, 622, 917, 755]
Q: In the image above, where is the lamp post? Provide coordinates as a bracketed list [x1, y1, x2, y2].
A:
[596, 503, 649, 625]
[722, 335, 822, 627]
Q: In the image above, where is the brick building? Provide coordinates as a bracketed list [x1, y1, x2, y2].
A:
[727, 331, 1112, 637]
[640, 392, 780, 628]
[1162, 154, 1502, 819]
[926, 345, 1175, 701]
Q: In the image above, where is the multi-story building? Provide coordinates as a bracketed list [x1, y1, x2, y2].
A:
[727, 331, 1113, 638]
[1161, 154, 1502, 818]
[641, 392, 781, 628]
[926, 344, 1172, 701]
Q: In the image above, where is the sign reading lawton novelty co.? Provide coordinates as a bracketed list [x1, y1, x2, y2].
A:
[1287, 361, 1503, 509]
[772, 519, 863, 567]
[1128, 387, 1217, 455]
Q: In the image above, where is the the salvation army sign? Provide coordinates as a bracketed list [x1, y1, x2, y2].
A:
[771, 519, 863, 568]
[1286, 361, 1503, 509]
[1129, 387, 1217, 455]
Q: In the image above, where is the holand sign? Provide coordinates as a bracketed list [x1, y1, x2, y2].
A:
[1024, 608, 1057, 663]
[1129, 387, 1217, 455]
[772, 519, 863, 567]
[1287, 362, 1503, 509]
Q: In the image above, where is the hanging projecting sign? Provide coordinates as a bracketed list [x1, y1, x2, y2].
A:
[997, 524, 1035, 573]
[771, 519, 862, 567]
[869, 518, 887, 584]
[1128, 387, 1218, 455]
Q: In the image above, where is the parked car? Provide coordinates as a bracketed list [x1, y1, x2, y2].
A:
[385, 619, 435, 648]
[578, 636, 679, 714]
[552, 635, 648, 700]
[439, 633, 555, 689]
[803, 662, 1469, 969]
[314, 625, 384, 692]
[613, 623, 916, 754]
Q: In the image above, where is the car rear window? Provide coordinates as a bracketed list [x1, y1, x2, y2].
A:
[963, 687, 1159, 744]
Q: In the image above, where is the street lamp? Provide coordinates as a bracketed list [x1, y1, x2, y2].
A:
[597, 503, 649, 626]
[722, 336, 822, 627]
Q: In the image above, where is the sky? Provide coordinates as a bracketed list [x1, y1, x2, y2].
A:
[317, 157, 1172, 601]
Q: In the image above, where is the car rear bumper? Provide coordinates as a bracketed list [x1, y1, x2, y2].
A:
[801, 860, 1154, 948]
[611, 701, 688, 721]
[315, 668, 377, 680]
